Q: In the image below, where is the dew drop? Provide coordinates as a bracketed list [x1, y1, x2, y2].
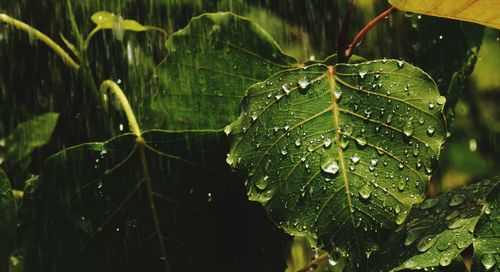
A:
[428, 102, 435, 110]
[281, 147, 288, 156]
[445, 210, 460, 221]
[295, 139, 302, 147]
[396, 60, 405, 68]
[351, 154, 361, 164]
[447, 218, 468, 229]
[448, 195, 466, 207]
[436, 96, 446, 105]
[334, 89, 342, 99]
[340, 136, 350, 149]
[355, 136, 367, 147]
[439, 252, 454, 267]
[386, 113, 393, 124]
[404, 228, 424, 246]
[426, 126, 436, 136]
[416, 235, 438, 252]
[359, 71, 367, 79]
[359, 185, 372, 200]
[323, 138, 332, 148]
[298, 78, 309, 89]
[403, 121, 414, 137]
[481, 254, 496, 270]
[223, 125, 232, 135]
[255, 176, 270, 190]
[282, 84, 291, 95]
[321, 157, 340, 175]
[420, 198, 439, 209]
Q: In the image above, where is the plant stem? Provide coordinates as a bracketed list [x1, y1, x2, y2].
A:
[66, 0, 84, 49]
[0, 13, 80, 70]
[336, 0, 355, 63]
[298, 252, 329, 272]
[99, 80, 142, 139]
[344, 6, 397, 60]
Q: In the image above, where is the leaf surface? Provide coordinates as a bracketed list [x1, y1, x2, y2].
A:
[369, 178, 498, 271]
[18, 130, 290, 272]
[389, 0, 500, 29]
[91, 11, 148, 32]
[5, 112, 59, 164]
[472, 180, 500, 271]
[151, 12, 297, 130]
[228, 60, 447, 258]
[0, 168, 16, 271]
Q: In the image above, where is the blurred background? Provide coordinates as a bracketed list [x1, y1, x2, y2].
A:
[0, 0, 498, 271]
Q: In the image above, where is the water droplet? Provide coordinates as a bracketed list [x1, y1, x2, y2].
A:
[359, 185, 372, 200]
[355, 136, 367, 147]
[412, 143, 420, 156]
[251, 113, 258, 121]
[207, 193, 213, 202]
[323, 138, 332, 148]
[416, 235, 438, 252]
[351, 154, 360, 164]
[275, 94, 283, 100]
[298, 78, 309, 89]
[340, 136, 350, 149]
[420, 198, 439, 209]
[255, 176, 270, 190]
[481, 254, 496, 270]
[398, 179, 406, 191]
[386, 113, 393, 124]
[396, 60, 405, 68]
[403, 121, 414, 137]
[396, 210, 408, 225]
[321, 157, 340, 175]
[282, 84, 291, 95]
[447, 218, 468, 229]
[223, 125, 232, 135]
[295, 139, 302, 147]
[281, 147, 288, 156]
[437, 96, 446, 105]
[448, 195, 466, 207]
[439, 252, 454, 266]
[427, 126, 436, 136]
[359, 71, 367, 79]
[334, 89, 342, 99]
[445, 210, 460, 220]
[428, 102, 435, 110]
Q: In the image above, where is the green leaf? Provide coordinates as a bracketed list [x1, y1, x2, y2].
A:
[228, 60, 447, 259]
[5, 112, 59, 164]
[90, 11, 148, 32]
[0, 168, 16, 271]
[472, 180, 500, 271]
[18, 130, 290, 271]
[389, 0, 500, 29]
[151, 12, 297, 130]
[369, 178, 498, 271]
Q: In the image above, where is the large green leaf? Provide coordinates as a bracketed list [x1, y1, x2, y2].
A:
[389, 0, 500, 29]
[472, 180, 500, 271]
[18, 130, 290, 272]
[369, 178, 498, 271]
[150, 12, 297, 130]
[228, 60, 447, 260]
[0, 168, 16, 271]
[4, 112, 59, 164]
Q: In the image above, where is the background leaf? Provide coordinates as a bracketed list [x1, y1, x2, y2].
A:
[90, 11, 148, 32]
[389, 0, 500, 29]
[472, 180, 500, 271]
[369, 177, 498, 271]
[0, 168, 16, 271]
[149, 12, 297, 130]
[228, 59, 447, 263]
[18, 130, 290, 272]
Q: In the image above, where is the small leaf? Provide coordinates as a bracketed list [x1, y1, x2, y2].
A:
[370, 178, 498, 271]
[389, 0, 500, 29]
[59, 33, 80, 57]
[228, 60, 447, 258]
[5, 112, 59, 164]
[151, 12, 297, 130]
[90, 11, 148, 32]
[0, 168, 16, 272]
[472, 180, 500, 272]
[18, 130, 290, 271]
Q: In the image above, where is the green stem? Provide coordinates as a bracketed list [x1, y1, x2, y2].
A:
[66, 0, 84, 48]
[99, 80, 142, 139]
[0, 13, 80, 70]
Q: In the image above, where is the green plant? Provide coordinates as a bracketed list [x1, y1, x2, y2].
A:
[0, 1, 498, 271]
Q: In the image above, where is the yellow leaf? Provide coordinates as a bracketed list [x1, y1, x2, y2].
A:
[389, 0, 500, 29]
[90, 11, 148, 32]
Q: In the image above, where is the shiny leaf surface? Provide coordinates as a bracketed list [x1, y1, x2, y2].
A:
[228, 60, 447, 257]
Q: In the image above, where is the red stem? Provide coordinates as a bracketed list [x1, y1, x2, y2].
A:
[344, 6, 398, 60]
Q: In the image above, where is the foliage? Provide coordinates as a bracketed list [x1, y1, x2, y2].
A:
[0, 0, 498, 272]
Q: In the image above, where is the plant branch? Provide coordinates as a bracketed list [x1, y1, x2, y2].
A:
[336, 0, 355, 63]
[99, 80, 142, 139]
[298, 252, 329, 272]
[0, 13, 80, 70]
[344, 6, 397, 60]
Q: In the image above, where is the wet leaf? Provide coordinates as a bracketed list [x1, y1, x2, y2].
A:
[5, 112, 59, 164]
[369, 178, 498, 271]
[389, 0, 500, 29]
[0, 168, 16, 271]
[472, 179, 500, 272]
[18, 130, 290, 272]
[90, 11, 148, 32]
[152, 12, 297, 130]
[228, 60, 447, 258]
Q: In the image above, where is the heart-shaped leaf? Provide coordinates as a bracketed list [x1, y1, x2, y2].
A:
[472, 180, 499, 272]
[0, 168, 16, 271]
[389, 0, 500, 29]
[91, 11, 148, 32]
[18, 130, 290, 271]
[228, 60, 447, 258]
[151, 12, 297, 130]
[369, 177, 498, 271]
